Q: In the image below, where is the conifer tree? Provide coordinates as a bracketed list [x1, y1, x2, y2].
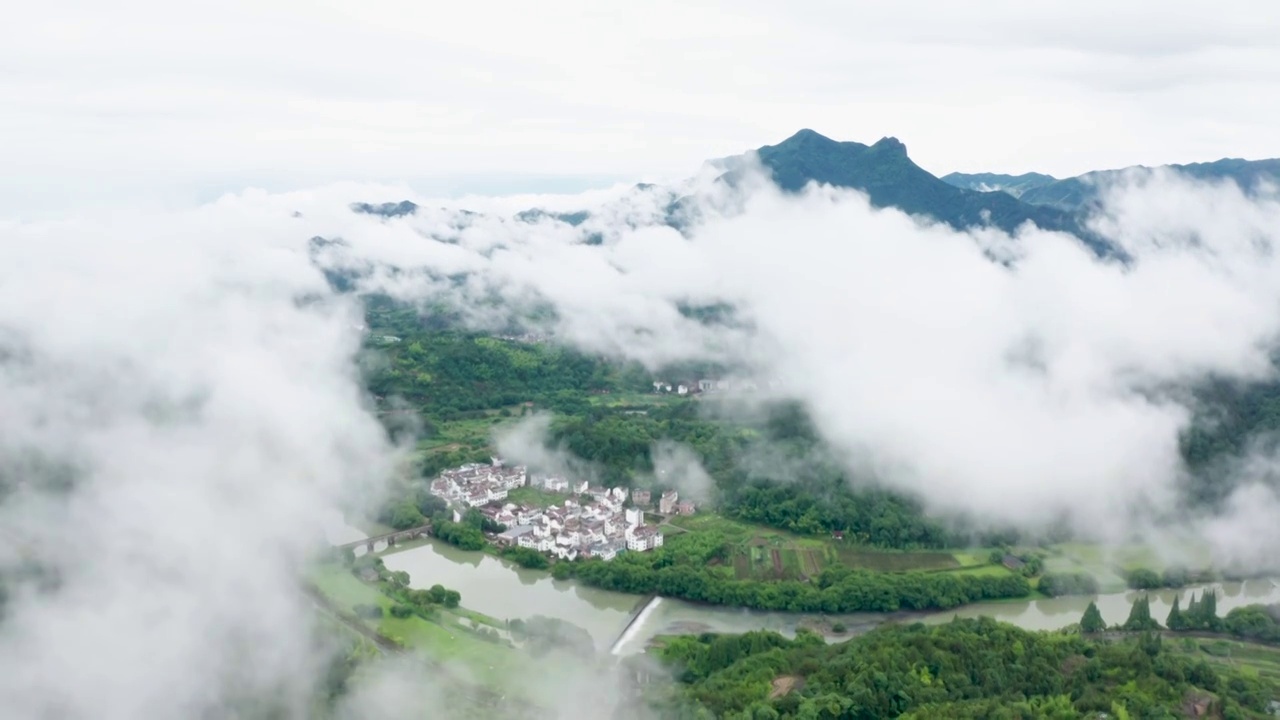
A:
[1080, 601, 1106, 633]
[1123, 595, 1160, 631]
[1167, 594, 1186, 630]
[1201, 590, 1220, 631]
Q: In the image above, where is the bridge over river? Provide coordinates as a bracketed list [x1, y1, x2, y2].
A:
[332, 524, 431, 554]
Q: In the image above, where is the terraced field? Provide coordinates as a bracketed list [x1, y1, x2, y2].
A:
[835, 547, 961, 573]
[674, 512, 990, 581]
[1169, 636, 1280, 684]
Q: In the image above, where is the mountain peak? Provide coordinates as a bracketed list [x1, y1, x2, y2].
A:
[778, 128, 838, 147]
[741, 129, 1106, 253]
[871, 136, 907, 155]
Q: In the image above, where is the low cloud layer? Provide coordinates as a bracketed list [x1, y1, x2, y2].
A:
[494, 413, 601, 484]
[0, 203, 400, 717]
[312, 166, 1280, 561]
[6, 159, 1280, 717]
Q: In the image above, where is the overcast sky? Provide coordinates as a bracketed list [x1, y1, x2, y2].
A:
[4, 0, 1279, 215]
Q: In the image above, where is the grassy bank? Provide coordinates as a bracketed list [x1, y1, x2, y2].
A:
[307, 564, 524, 688]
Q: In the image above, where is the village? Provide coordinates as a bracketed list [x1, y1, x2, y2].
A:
[427, 458, 695, 562]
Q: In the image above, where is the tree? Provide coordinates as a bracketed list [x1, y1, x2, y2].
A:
[1039, 572, 1099, 598]
[1183, 590, 1222, 631]
[1166, 594, 1186, 630]
[1138, 630, 1162, 657]
[1223, 604, 1280, 642]
[1080, 601, 1107, 633]
[1126, 568, 1162, 590]
[1201, 590, 1220, 631]
[1123, 595, 1160, 632]
[387, 501, 425, 530]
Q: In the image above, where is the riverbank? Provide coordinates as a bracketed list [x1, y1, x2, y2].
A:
[325, 511, 1280, 657]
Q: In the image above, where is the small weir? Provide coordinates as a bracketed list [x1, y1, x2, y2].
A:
[609, 591, 665, 653]
[609, 596, 663, 655]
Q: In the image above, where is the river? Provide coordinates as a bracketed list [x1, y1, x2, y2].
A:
[921, 579, 1280, 631]
[322, 514, 1280, 655]
[377, 536, 642, 650]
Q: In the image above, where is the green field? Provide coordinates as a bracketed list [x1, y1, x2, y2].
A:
[1039, 543, 1214, 593]
[506, 486, 569, 508]
[835, 547, 962, 573]
[586, 391, 689, 408]
[307, 565, 525, 688]
[417, 410, 522, 455]
[1168, 636, 1280, 684]
[673, 513, 998, 581]
[943, 564, 1017, 578]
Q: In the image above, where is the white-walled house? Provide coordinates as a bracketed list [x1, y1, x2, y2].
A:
[518, 534, 554, 552]
[624, 508, 644, 527]
[626, 526, 664, 552]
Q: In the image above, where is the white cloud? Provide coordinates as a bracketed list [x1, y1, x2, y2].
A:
[0, 201, 402, 717]
[309, 166, 1280, 551]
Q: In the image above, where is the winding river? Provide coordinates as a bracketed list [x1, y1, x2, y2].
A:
[321, 513, 1280, 655]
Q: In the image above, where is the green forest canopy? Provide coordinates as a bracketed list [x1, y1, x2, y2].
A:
[361, 302, 1280, 550]
[652, 617, 1280, 719]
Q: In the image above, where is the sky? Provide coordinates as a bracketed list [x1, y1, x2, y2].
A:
[4, 0, 1280, 216]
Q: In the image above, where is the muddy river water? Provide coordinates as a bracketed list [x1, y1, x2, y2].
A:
[323, 512, 1280, 654]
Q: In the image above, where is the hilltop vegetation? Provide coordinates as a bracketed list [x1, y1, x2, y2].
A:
[561, 528, 1029, 613]
[733, 129, 1106, 253]
[650, 618, 1280, 719]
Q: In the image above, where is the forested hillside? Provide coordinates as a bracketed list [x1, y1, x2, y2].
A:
[362, 294, 1280, 537]
[651, 618, 1280, 719]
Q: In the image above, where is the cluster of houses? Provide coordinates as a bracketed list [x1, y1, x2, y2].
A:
[651, 378, 772, 396]
[425, 458, 696, 563]
[492, 331, 551, 344]
[429, 461, 529, 508]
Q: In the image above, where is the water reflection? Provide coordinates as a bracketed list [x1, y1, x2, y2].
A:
[923, 580, 1280, 630]
[327, 515, 1280, 655]
[378, 539, 641, 650]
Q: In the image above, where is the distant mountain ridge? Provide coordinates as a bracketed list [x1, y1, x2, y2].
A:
[944, 157, 1280, 212]
[938, 172, 1056, 198]
[726, 129, 1107, 253]
[349, 131, 1279, 259]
